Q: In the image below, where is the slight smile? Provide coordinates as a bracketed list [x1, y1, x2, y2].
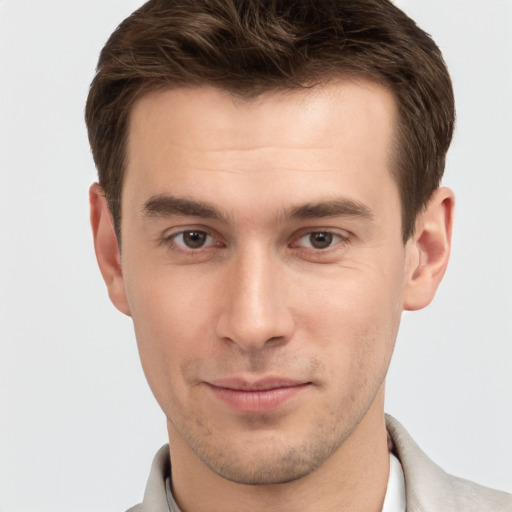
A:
[206, 378, 312, 413]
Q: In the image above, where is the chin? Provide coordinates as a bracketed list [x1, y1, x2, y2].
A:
[193, 430, 344, 485]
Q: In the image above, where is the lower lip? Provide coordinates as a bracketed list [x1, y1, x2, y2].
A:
[207, 384, 309, 413]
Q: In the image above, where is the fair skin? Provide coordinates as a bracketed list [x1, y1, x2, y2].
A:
[91, 80, 453, 512]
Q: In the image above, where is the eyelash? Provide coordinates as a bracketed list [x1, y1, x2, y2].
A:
[291, 231, 349, 251]
[160, 228, 350, 255]
[161, 229, 223, 253]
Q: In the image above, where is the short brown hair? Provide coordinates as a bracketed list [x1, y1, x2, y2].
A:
[85, 0, 454, 242]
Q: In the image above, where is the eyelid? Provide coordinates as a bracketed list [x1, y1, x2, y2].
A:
[160, 226, 223, 251]
[158, 225, 351, 255]
[173, 230, 215, 249]
[290, 228, 351, 248]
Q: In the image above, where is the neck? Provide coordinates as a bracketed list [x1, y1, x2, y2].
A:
[168, 389, 389, 512]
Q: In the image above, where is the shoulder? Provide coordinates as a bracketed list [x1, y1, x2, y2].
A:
[124, 445, 171, 512]
[386, 415, 512, 512]
[448, 474, 512, 512]
[125, 506, 144, 512]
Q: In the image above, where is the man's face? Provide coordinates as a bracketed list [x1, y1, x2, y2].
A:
[118, 81, 415, 484]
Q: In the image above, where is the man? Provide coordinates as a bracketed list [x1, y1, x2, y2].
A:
[85, 0, 512, 510]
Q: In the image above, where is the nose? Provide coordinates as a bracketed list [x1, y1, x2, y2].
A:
[215, 247, 295, 351]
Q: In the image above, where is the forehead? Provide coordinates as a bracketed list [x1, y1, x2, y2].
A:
[127, 79, 397, 158]
[123, 80, 399, 221]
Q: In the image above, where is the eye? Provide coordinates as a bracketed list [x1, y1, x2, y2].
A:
[171, 230, 215, 249]
[295, 231, 344, 250]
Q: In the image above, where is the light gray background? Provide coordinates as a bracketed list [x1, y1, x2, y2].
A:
[1, 1, 511, 510]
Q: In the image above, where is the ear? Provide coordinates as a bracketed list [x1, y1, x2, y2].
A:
[89, 183, 131, 316]
[403, 187, 455, 311]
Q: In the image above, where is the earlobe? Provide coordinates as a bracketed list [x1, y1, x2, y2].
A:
[89, 183, 131, 316]
[403, 187, 455, 311]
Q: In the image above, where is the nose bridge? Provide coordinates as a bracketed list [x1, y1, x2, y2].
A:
[216, 242, 293, 350]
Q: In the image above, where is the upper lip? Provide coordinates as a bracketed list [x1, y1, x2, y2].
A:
[208, 377, 309, 391]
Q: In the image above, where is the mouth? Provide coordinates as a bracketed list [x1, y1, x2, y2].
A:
[205, 377, 311, 413]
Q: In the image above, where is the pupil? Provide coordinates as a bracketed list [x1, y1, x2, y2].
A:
[310, 232, 333, 249]
[183, 231, 207, 248]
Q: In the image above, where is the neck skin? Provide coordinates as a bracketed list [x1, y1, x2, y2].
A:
[167, 386, 390, 512]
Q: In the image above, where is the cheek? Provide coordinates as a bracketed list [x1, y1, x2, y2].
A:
[293, 262, 403, 380]
[126, 258, 218, 342]
[124, 271, 213, 402]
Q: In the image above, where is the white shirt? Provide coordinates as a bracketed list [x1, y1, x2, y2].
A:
[381, 452, 407, 512]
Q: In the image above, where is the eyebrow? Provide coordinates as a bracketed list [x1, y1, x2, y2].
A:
[286, 199, 374, 221]
[141, 194, 373, 223]
[142, 195, 231, 223]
